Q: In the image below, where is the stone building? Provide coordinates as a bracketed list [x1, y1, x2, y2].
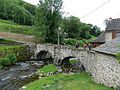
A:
[92, 18, 120, 47]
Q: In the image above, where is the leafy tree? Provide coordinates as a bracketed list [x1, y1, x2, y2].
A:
[22, 1, 36, 16]
[90, 25, 101, 37]
[35, 0, 63, 43]
[62, 16, 81, 39]
[80, 23, 92, 39]
[0, 0, 35, 25]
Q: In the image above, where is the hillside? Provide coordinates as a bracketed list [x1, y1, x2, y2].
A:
[0, 0, 36, 25]
[0, 19, 36, 35]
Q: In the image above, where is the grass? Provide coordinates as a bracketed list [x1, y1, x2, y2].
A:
[25, 72, 115, 90]
[69, 59, 79, 64]
[38, 64, 58, 75]
[0, 19, 37, 35]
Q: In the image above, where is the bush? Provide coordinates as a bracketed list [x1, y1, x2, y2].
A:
[0, 45, 21, 67]
[64, 38, 85, 47]
[0, 58, 11, 66]
[64, 38, 77, 46]
[77, 40, 84, 47]
[7, 54, 17, 64]
[0, 54, 17, 66]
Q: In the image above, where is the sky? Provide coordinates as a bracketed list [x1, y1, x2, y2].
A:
[23, 0, 120, 30]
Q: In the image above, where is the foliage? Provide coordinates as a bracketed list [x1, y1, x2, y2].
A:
[0, 45, 20, 67]
[89, 25, 102, 37]
[0, 0, 36, 25]
[116, 52, 120, 63]
[80, 23, 92, 39]
[15, 45, 33, 61]
[64, 37, 96, 47]
[25, 72, 115, 90]
[35, 0, 63, 43]
[62, 16, 101, 46]
[64, 38, 77, 46]
[62, 16, 81, 39]
[0, 54, 17, 66]
[38, 64, 58, 75]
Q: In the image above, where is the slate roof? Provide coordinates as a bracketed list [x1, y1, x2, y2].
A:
[106, 18, 120, 32]
[92, 32, 105, 43]
[94, 37, 120, 55]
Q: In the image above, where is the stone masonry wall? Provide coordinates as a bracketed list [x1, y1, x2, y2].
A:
[86, 52, 120, 88]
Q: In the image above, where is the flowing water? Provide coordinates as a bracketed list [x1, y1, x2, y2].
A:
[0, 61, 45, 90]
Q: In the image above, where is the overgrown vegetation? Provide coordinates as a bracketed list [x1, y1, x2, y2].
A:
[25, 72, 115, 90]
[0, 45, 20, 67]
[116, 52, 120, 63]
[64, 35, 96, 46]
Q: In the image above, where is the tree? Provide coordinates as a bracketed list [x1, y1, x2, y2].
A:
[80, 23, 92, 39]
[62, 16, 81, 39]
[90, 25, 101, 37]
[35, 0, 63, 44]
[0, 0, 35, 25]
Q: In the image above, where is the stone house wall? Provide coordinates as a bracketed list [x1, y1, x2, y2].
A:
[105, 32, 112, 42]
[85, 52, 120, 88]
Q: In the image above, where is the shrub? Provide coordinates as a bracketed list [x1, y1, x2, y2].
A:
[77, 40, 84, 47]
[0, 54, 17, 66]
[64, 38, 85, 47]
[64, 38, 77, 46]
[6, 54, 17, 64]
[0, 58, 11, 66]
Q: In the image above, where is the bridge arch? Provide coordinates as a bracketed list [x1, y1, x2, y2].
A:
[59, 56, 85, 73]
[37, 50, 53, 63]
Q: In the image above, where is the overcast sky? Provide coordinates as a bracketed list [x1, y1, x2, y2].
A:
[23, 0, 120, 30]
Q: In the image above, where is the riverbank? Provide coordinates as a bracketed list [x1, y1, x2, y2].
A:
[24, 64, 115, 90]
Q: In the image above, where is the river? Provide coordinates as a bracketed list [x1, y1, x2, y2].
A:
[0, 61, 45, 90]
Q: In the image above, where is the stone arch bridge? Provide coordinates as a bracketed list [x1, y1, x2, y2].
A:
[34, 44, 95, 66]
[26, 43, 120, 88]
